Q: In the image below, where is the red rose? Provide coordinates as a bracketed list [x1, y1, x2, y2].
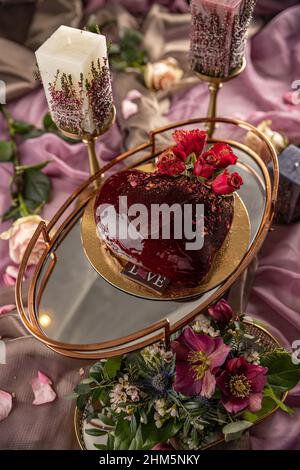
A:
[172, 129, 207, 161]
[193, 157, 215, 179]
[203, 143, 237, 169]
[156, 149, 186, 176]
[208, 299, 234, 324]
[212, 170, 243, 195]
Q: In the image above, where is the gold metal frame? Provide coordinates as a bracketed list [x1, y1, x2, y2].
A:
[15, 117, 278, 359]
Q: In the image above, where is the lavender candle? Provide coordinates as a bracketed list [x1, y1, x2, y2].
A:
[190, 0, 257, 78]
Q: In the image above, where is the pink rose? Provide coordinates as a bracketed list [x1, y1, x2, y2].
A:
[0, 215, 48, 266]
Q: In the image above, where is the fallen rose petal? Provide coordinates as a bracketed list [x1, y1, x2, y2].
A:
[0, 304, 16, 315]
[121, 89, 142, 119]
[0, 390, 12, 422]
[126, 89, 142, 101]
[31, 371, 56, 405]
[3, 265, 25, 287]
[122, 99, 138, 119]
[3, 272, 16, 287]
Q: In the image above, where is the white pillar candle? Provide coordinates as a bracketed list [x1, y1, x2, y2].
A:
[35, 25, 113, 135]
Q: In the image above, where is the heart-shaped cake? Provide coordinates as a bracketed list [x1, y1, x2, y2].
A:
[94, 130, 243, 287]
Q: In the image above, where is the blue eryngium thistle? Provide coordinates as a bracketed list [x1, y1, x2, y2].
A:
[140, 367, 173, 398]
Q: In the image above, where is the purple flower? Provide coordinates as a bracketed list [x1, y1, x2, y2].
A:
[217, 357, 268, 413]
[208, 299, 234, 324]
[171, 327, 231, 398]
[152, 443, 174, 450]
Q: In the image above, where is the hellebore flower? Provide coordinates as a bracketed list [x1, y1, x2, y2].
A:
[208, 299, 234, 324]
[217, 357, 268, 413]
[171, 327, 231, 398]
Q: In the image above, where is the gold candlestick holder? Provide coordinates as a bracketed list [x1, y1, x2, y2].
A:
[194, 58, 246, 138]
[58, 105, 116, 178]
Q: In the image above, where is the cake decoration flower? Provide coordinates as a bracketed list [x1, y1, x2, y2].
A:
[193, 156, 215, 179]
[156, 149, 186, 176]
[155, 129, 243, 195]
[173, 129, 207, 161]
[212, 170, 243, 195]
[171, 326, 231, 398]
[202, 143, 238, 169]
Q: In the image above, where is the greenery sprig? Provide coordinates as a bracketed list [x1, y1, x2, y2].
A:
[0, 106, 78, 223]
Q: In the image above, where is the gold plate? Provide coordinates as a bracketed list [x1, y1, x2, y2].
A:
[80, 171, 250, 301]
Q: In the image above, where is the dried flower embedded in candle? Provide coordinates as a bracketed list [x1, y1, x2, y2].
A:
[190, 0, 257, 78]
[48, 58, 113, 136]
[49, 71, 85, 135]
[86, 57, 113, 133]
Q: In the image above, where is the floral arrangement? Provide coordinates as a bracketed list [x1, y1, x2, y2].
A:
[73, 300, 300, 450]
[156, 129, 243, 195]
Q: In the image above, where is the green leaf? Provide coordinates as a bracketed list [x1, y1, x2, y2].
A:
[64, 392, 79, 400]
[76, 394, 88, 411]
[98, 413, 114, 427]
[264, 385, 293, 415]
[1, 205, 20, 222]
[222, 420, 253, 442]
[135, 424, 143, 449]
[16, 161, 50, 173]
[104, 356, 122, 379]
[183, 417, 191, 438]
[43, 112, 57, 131]
[130, 414, 137, 435]
[106, 433, 115, 450]
[261, 350, 300, 392]
[89, 361, 105, 383]
[22, 129, 45, 140]
[142, 418, 182, 450]
[243, 397, 276, 423]
[74, 382, 92, 395]
[113, 419, 133, 450]
[12, 120, 34, 135]
[94, 443, 107, 450]
[0, 141, 13, 162]
[23, 169, 51, 206]
[85, 428, 107, 437]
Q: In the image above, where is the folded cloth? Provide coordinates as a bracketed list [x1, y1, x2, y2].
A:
[0, 0, 82, 101]
[0, 0, 36, 44]
[0, 286, 93, 450]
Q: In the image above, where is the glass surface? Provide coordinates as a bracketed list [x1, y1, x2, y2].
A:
[35, 145, 267, 345]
